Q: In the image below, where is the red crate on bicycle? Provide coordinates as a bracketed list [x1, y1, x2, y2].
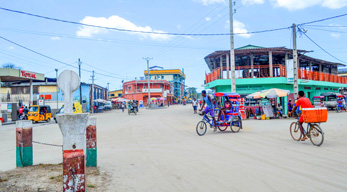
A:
[302, 108, 328, 123]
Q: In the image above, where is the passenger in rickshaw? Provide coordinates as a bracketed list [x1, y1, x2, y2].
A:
[199, 90, 217, 131]
[217, 97, 232, 123]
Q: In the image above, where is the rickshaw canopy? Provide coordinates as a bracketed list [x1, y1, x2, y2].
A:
[214, 92, 240, 98]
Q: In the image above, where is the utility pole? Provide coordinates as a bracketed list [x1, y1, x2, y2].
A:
[107, 82, 110, 100]
[293, 24, 299, 99]
[78, 58, 82, 104]
[229, 0, 236, 93]
[91, 71, 95, 113]
[143, 57, 153, 106]
[55, 68, 58, 109]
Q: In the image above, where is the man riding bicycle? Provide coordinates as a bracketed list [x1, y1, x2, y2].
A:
[199, 90, 217, 132]
[289, 91, 313, 141]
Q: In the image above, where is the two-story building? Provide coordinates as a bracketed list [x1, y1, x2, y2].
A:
[204, 45, 347, 114]
[144, 67, 185, 103]
[122, 80, 173, 106]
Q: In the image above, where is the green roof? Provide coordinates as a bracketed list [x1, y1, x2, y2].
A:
[236, 44, 265, 50]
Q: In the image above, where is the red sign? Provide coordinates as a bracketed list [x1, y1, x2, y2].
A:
[20, 70, 37, 79]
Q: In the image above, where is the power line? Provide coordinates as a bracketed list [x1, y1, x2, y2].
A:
[299, 13, 347, 26]
[298, 26, 346, 64]
[303, 24, 347, 28]
[0, 35, 125, 79]
[0, 6, 290, 36]
[303, 26, 347, 33]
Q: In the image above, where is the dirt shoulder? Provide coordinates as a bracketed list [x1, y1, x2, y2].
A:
[0, 163, 110, 192]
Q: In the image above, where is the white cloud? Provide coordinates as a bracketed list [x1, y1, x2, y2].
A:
[226, 20, 251, 38]
[242, 0, 264, 5]
[76, 15, 171, 41]
[205, 17, 211, 21]
[177, 24, 182, 29]
[193, 0, 225, 5]
[330, 33, 341, 38]
[7, 46, 14, 50]
[50, 36, 61, 40]
[322, 0, 347, 9]
[271, 0, 347, 10]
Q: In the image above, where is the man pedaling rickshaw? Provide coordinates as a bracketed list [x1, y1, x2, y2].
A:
[199, 90, 218, 132]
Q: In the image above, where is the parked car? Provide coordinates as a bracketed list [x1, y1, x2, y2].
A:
[104, 101, 112, 110]
[320, 92, 338, 109]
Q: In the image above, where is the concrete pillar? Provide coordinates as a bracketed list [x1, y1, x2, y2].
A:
[0, 78, 2, 125]
[57, 70, 88, 192]
[213, 59, 216, 71]
[86, 117, 97, 167]
[284, 96, 288, 115]
[250, 55, 254, 78]
[309, 62, 312, 71]
[269, 51, 273, 77]
[226, 54, 230, 79]
[319, 64, 322, 73]
[285, 53, 288, 62]
[16, 121, 33, 167]
[29, 80, 33, 106]
[220, 56, 223, 79]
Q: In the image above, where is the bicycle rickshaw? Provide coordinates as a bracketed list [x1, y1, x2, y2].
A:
[196, 92, 242, 136]
[336, 95, 346, 112]
[127, 101, 137, 115]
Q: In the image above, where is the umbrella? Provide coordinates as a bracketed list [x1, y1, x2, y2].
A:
[259, 88, 290, 99]
[245, 91, 261, 99]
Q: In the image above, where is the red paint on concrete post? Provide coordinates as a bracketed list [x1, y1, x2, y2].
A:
[16, 124, 33, 167]
[86, 125, 96, 149]
[16, 127, 33, 147]
[63, 149, 86, 192]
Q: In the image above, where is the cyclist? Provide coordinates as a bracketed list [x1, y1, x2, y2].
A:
[199, 90, 217, 132]
[289, 91, 313, 141]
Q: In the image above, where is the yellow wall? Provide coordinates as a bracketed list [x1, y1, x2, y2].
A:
[144, 69, 186, 78]
[109, 90, 123, 99]
[1, 87, 11, 94]
[39, 85, 58, 93]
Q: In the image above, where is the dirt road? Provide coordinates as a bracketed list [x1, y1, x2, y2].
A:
[1, 105, 346, 191]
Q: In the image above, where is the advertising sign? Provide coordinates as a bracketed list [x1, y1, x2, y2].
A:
[286, 59, 294, 84]
[20, 70, 37, 79]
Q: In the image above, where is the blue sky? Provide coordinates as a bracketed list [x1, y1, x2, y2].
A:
[0, 0, 346, 91]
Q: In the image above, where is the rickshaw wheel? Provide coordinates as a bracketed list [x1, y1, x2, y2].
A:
[218, 126, 228, 132]
[46, 118, 50, 123]
[230, 117, 241, 133]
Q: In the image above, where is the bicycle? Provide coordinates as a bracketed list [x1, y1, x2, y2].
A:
[196, 113, 241, 136]
[289, 121, 324, 146]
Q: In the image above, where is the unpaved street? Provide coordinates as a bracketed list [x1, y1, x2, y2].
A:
[1, 105, 347, 192]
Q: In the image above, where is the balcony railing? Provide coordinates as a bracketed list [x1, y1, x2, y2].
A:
[205, 66, 347, 84]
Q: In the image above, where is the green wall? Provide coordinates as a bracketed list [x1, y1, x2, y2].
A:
[207, 78, 345, 100]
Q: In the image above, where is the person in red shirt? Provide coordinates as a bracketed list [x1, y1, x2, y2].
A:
[289, 91, 313, 141]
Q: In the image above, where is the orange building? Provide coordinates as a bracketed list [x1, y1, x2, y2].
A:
[122, 80, 173, 106]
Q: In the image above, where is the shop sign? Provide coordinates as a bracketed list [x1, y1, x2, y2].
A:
[286, 59, 294, 84]
[237, 85, 265, 92]
[20, 70, 37, 79]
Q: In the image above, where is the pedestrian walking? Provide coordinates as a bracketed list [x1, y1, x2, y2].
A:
[122, 102, 125, 112]
[192, 98, 198, 114]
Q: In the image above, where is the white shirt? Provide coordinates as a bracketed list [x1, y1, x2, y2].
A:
[192, 100, 198, 106]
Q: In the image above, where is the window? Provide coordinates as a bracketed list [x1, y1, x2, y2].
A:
[110, 94, 115, 96]
[128, 86, 131, 92]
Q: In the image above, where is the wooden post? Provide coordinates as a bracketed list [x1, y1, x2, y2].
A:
[250, 55, 254, 78]
[269, 51, 273, 77]
[226, 54, 230, 79]
[220, 56, 223, 79]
